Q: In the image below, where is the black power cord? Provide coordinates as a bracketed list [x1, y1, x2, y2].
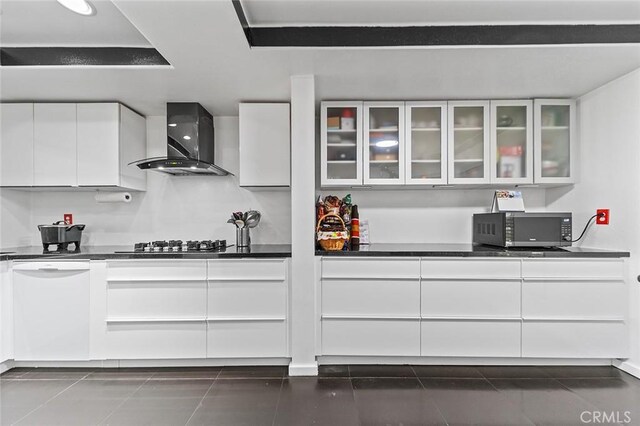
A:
[571, 213, 604, 243]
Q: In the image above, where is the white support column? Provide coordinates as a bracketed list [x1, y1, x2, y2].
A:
[289, 75, 318, 376]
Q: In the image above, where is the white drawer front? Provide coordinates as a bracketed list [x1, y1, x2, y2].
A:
[107, 260, 206, 281]
[322, 319, 420, 356]
[523, 280, 626, 320]
[208, 281, 286, 318]
[421, 320, 521, 357]
[106, 322, 206, 359]
[207, 320, 287, 358]
[421, 280, 521, 318]
[421, 259, 521, 279]
[522, 259, 624, 279]
[107, 281, 206, 320]
[322, 279, 420, 317]
[322, 258, 420, 279]
[522, 321, 628, 358]
[208, 259, 286, 281]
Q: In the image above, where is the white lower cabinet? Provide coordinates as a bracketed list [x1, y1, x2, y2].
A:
[521, 259, 628, 358]
[421, 319, 521, 357]
[13, 262, 90, 361]
[105, 260, 208, 359]
[320, 258, 421, 356]
[0, 261, 13, 363]
[207, 259, 289, 358]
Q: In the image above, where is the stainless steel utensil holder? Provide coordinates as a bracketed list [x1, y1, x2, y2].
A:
[236, 228, 251, 247]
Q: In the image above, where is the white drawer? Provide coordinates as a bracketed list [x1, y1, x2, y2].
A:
[208, 259, 286, 281]
[321, 318, 420, 356]
[522, 280, 626, 320]
[322, 258, 420, 279]
[207, 320, 287, 358]
[421, 280, 520, 318]
[106, 322, 206, 359]
[107, 281, 206, 320]
[107, 260, 206, 281]
[522, 320, 628, 358]
[208, 281, 287, 318]
[421, 259, 521, 279]
[522, 259, 624, 279]
[421, 319, 521, 357]
[322, 279, 420, 317]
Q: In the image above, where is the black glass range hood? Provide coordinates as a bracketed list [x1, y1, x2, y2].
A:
[130, 102, 232, 176]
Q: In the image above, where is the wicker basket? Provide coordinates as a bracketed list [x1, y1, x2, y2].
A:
[317, 214, 349, 251]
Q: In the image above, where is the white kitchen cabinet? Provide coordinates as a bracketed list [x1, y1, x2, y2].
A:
[77, 103, 146, 190]
[534, 99, 577, 184]
[0, 103, 34, 187]
[33, 103, 78, 186]
[364, 102, 405, 185]
[320, 257, 421, 356]
[490, 100, 533, 184]
[405, 102, 447, 184]
[239, 103, 290, 187]
[320, 101, 363, 187]
[12, 262, 90, 361]
[521, 258, 627, 358]
[447, 101, 491, 184]
[207, 259, 289, 358]
[0, 261, 13, 364]
[105, 260, 207, 359]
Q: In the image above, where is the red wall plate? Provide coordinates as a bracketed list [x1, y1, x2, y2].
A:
[596, 209, 610, 225]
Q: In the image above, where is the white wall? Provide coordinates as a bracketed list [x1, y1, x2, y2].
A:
[9, 116, 292, 247]
[546, 68, 640, 373]
[321, 188, 547, 244]
[0, 189, 31, 248]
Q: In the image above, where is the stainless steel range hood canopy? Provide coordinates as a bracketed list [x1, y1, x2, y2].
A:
[130, 102, 232, 176]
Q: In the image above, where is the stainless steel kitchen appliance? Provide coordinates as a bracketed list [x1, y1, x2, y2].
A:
[473, 212, 572, 248]
[38, 221, 86, 251]
[116, 240, 231, 253]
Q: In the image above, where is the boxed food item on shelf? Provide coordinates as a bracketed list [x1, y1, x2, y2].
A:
[327, 116, 340, 129]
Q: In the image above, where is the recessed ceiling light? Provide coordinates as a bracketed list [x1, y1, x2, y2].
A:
[168, 123, 177, 127]
[56, 0, 95, 16]
[183, 135, 191, 140]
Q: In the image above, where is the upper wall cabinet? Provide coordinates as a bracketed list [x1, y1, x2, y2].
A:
[490, 100, 534, 185]
[34, 103, 78, 186]
[534, 99, 577, 184]
[320, 101, 363, 187]
[405, 102, 447, 185]
[447, 101, 491, 184]
[0, 104, 34, 187]
[77, 103, 146, 190]
[239, 103, 291, 187]
[0, 102, 146, 191]
[364, 102, 405, 185]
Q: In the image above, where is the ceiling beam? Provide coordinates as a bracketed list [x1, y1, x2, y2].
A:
[0, 47, 170, 67]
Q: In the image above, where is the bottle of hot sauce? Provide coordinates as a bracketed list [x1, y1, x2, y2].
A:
[350, 205, 360, 248]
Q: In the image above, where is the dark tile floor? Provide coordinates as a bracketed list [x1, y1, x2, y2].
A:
[1, 365, 639, 425]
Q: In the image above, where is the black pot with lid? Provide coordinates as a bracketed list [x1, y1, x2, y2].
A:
[38, 221, 86, 251]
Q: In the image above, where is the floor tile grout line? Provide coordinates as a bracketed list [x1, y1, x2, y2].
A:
[9, 372, 93, 425]
[269, 377, 285, 426]
[551, 376, 615, 414]
[416, 376, 450, 426]
[97, 375, 154, 426]
[184, 375, 218, 426]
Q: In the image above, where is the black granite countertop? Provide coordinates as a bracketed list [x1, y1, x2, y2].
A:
[316, 243, 630, 258]
[0, 245, 292, 261]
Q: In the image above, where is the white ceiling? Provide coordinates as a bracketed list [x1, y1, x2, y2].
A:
[0, 0, 150, 47]
[242, 0, 640, 26]
[0, 0, 639, 116]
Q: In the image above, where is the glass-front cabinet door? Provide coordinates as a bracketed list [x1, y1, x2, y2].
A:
[320, 101, 363, 186]
[490, 100, 533, 184]
[534, 99, 576, 184]
[405, 102, 447, 185]
[447, 101, 490, 184]
[364, 102, 405, 185]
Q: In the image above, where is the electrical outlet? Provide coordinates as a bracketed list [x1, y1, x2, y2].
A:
[64, 213, 73, 225]
[596, 209, 609, 225]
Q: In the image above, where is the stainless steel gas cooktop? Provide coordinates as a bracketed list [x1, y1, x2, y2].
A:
[116, 240, 231, 253]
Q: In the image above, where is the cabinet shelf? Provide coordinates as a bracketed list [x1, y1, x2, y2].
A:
[327, 160, 357, 164]
[412, 128, 440, 132]
[327, 143, 357, 147]
[497, 127, 526, 130]
[412, 159, 441, 163]
[454, 127, 483, 131]
[369, 128, 399, 132]
[454, 159, 484, 163]
[541, 126, 569, 130]
[327, 129, 357, 133]
[370, 160, 399, 164]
